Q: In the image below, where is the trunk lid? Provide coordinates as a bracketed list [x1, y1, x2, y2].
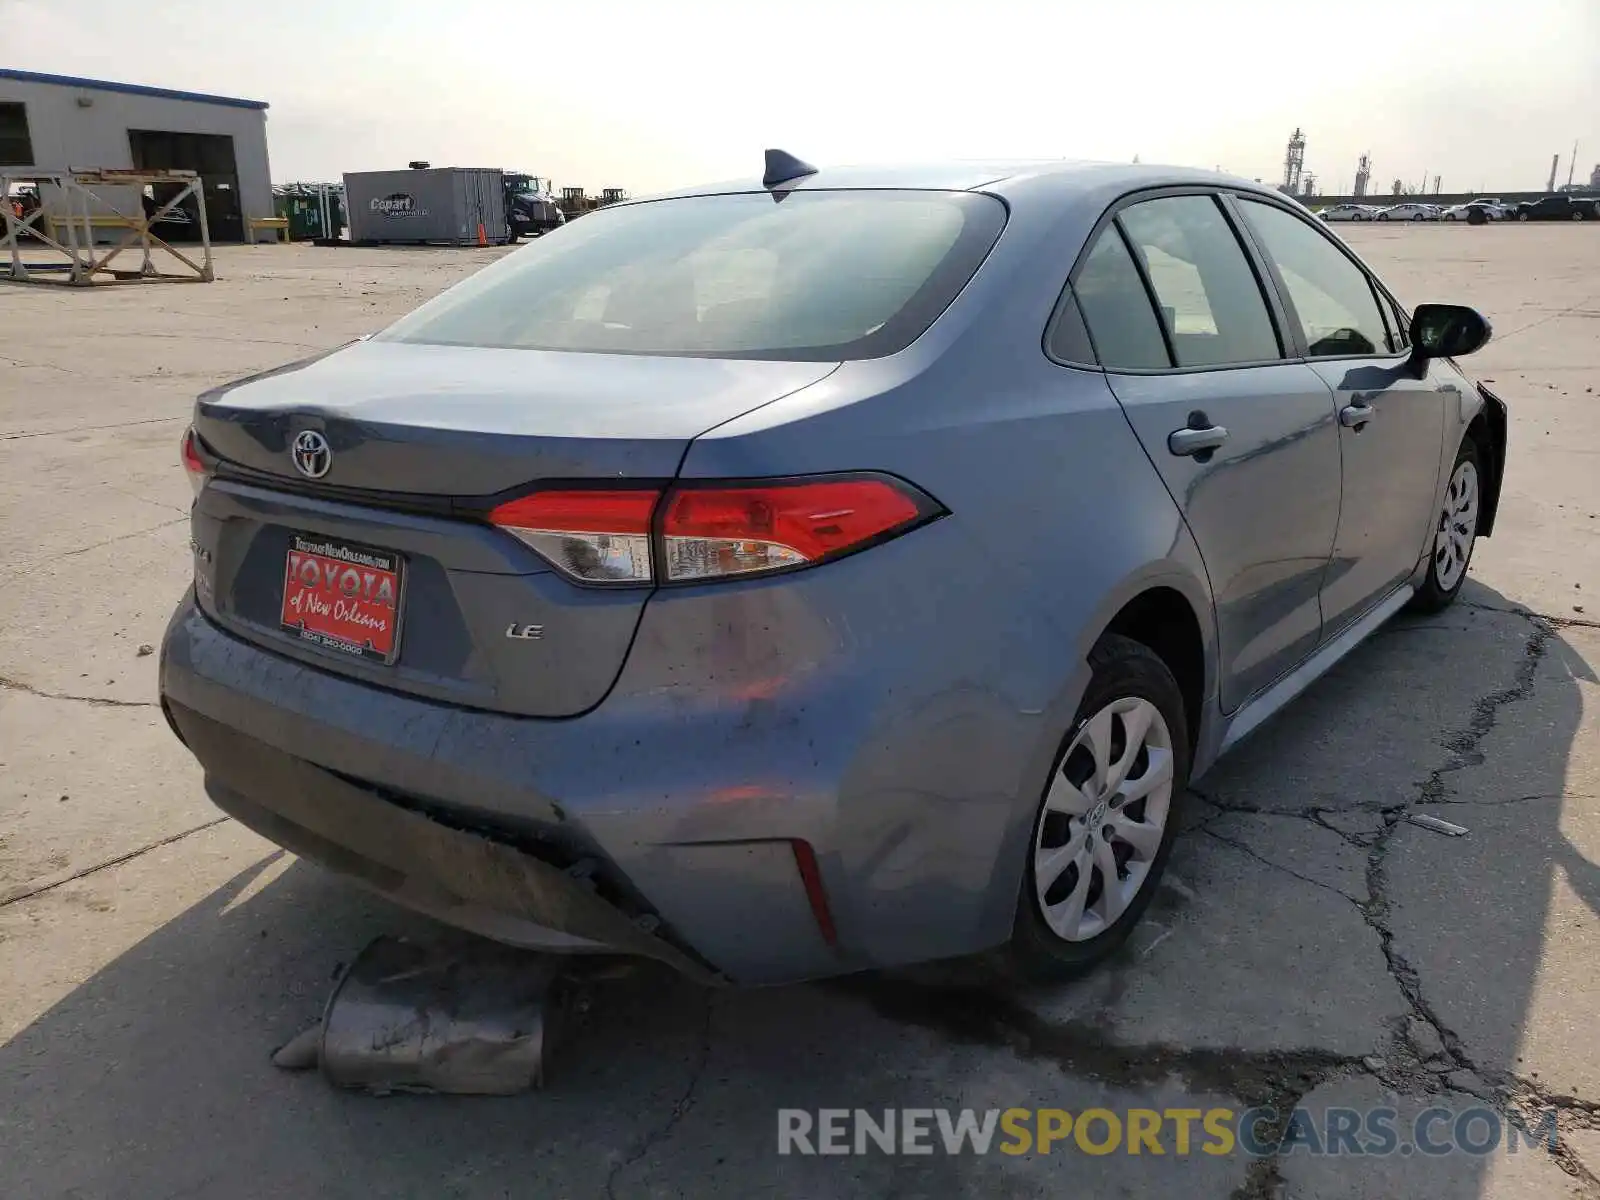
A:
[190, 340, 836, 717]
[195, 339, 837, 493]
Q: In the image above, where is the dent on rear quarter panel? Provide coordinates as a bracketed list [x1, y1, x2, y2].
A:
[586, 515, 1083, 971]
[670, 342, 1212, 963]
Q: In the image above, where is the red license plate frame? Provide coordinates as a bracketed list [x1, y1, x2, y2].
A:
[279, 534, 406, 664]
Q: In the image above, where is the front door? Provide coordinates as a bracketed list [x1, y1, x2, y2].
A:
[1074, 192, 1343, 712]
[1234, 198, 1447, 634]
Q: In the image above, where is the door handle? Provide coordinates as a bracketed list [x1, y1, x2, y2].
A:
[1168, 423, 1229, 458]
[1340, 402, 1376, 430]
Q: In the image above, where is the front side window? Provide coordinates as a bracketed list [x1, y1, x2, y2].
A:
[1117, 195, 1281, 368]
[378, 189, 1006, 361]
[1238, 199, 1392, 358]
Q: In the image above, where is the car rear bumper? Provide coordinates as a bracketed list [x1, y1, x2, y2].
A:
[160, 565, 1081, 983]
[168, 697, 724, 983]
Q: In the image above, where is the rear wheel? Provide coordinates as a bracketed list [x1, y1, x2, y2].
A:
[1573, 210, 1587, 222]
[1518, 211, 1530, 221]
[1413, 213, 1425, 221]
[1409, 439, 1482, 613]
[1378, 213, 1390, 221]
[1003, 635, 1190, 981]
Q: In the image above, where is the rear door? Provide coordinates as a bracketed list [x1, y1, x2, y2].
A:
[1233, 197, 1447, 636]
[1067, 191, 1343, 712]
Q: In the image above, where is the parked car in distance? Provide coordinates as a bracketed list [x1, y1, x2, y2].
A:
[1443, 199, 1509, 221]
[161, 155, 1509, 988]
[1317, 203, 1378, 222]
[1376, 202, 1441, 221]
[1514, 194, 1600, 221]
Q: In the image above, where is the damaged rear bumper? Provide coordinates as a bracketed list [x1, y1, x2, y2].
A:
[166, 699, 724, 985]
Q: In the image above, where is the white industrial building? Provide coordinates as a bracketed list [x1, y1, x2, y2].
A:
[1, 68, 272, 242]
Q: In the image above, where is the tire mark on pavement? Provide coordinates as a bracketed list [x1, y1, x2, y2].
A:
[0, 415, 186, 441]
[0, 675, 158, 709]
[0, 516, 187, 580]
[0, 816, 231, 908]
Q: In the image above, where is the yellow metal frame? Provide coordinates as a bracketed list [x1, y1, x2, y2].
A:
[1, 167, 215, 285]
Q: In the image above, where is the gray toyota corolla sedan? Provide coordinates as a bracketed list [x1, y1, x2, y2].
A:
[160, 153, 1506, 986]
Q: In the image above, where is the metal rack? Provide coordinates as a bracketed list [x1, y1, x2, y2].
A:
[2, 167, 214, 285]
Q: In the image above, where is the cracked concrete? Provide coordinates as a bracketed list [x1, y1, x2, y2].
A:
[1201, 811, 1370, 901]
[1280, 1076, 1590, 1200]
[1, 230, 1597, 1198]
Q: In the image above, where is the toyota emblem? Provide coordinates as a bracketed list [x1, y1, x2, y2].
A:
[291, 430, 332, 479]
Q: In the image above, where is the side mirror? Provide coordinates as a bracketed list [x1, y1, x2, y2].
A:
[1410, 303, 1491, 360]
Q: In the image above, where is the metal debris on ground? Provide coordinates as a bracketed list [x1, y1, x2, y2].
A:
[270, 934, 571, 1096]
[1407, 813, 1469, 837]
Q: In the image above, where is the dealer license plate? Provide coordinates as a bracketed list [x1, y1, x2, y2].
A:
[279, 534, 405, 663]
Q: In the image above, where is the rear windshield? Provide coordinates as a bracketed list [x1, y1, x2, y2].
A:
[376, 189, 1007, 361]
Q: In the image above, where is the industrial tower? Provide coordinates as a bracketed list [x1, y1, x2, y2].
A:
[1353, 154, 1371, 198]
[1282, 129, 1306, 194]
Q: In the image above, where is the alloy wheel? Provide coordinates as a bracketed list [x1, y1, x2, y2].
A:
[1033, 697, 1175, 942]
[1435, 459, 1480, 592]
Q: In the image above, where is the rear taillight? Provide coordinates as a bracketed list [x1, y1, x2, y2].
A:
[661, 478, 927, 582]
[488, 490, 658, 583]
[487, 475, 939, 586]
[180, 427, 208, 499]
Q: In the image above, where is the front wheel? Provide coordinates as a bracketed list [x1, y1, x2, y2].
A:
[1409, 439, 1482, 613]
[1378, 213, 1390, 221]
[1573, 210, 1587, 221]
[1518, 211, 1530, 221]
[1002, 635, 1190, 982]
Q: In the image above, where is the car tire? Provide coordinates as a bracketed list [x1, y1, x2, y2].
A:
[1378, 213, 1390, 221]
[1413, 213, 1425, 221]
[1408, 438, 1483, 614]
[1518, 211, 1530, 221]
[1001, 634, 1191, 982]
[1573, 210, 1587, 222]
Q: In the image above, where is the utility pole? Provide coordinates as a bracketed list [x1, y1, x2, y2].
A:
[1568, 141, 1578, 189]
[1548, 154, 1560, 192]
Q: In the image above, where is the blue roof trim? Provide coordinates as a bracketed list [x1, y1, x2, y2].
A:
[0, 68, 268, 110]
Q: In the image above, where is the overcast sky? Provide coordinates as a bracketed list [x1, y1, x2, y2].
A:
[5, 0, 1598, 196]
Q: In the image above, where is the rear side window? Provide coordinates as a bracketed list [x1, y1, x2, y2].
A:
[1073, 230, 1171, 370]
[1118, 195, 1281, 368]
[1237, 199, 1392, 358]
[1045, 293, 1096, 363]
[377, 190, 1006, 361]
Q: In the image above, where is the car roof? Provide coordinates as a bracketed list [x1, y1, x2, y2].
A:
[632, 158, 1294, 206]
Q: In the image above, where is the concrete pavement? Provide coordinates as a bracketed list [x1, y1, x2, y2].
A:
[1, 226, 1597, 1198]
